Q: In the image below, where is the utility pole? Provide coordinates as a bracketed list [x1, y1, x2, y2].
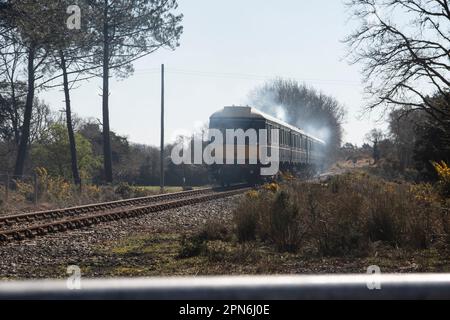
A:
[160, 64, 165, 193]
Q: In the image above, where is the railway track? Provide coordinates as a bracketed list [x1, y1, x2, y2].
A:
[0, 185, 247, 227]
[0, 185, 251, 244]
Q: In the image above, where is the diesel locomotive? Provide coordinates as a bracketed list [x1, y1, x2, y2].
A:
[209, 106, 326, 184]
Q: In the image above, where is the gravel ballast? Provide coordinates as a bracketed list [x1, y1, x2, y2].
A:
[0, 196, 241, 279]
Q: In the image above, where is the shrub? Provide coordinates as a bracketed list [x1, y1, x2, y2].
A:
[35, 167, 73, 204]
[406, 183, 444, 248]
[315, 191, 369, 256]
[132, 187, 150, 198]
[98, 185, 118, 202]
[264, 183, 280, 193]
[13, 179, 35, 203]
[440, 203, 450, 245]
[432, 161, 450, 197]
[177, 235, 207, 259]
[262, 191, 306, 253]
[197, 220, 230, 242]
[205, 241, 232, 262]
[82, 184, 102, 201]
[366, 188, 405, 246]
[177, 220, 230, 259]
[233, 188, 307, 253]
[115, 182, 134, 199]
[232, 173, 446, 256]
[233, 193, 266, 242]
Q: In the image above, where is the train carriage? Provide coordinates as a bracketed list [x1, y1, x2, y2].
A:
[209, 106, 326, 184]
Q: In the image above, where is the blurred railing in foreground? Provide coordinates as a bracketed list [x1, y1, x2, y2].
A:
[1, 274, 450, 300]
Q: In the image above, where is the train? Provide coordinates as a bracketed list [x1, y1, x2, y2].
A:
[209, 106, 326, 185]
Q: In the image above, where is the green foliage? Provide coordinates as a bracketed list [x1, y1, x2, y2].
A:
[176, 220, 230, 259]
[177, 235, 207, 259]
[31, 123, 101, 180]
[89, 0, 183, 77]
[114, 182, 133, 199]
[8, 0, 64, 46]
[432, 161, 450, 197]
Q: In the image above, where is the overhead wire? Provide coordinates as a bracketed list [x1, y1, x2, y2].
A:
[133, 67, 362, 87]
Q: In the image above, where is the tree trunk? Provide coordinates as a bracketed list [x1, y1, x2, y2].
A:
[102, 0, 113, 183]
[60, 50, 81, 186]
[13, 46, 35, 177]
[10, 73, 20, 146]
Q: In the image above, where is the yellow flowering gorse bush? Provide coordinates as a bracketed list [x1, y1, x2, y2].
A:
[246, 190, 259, 199]
[264, 183, 280, 193]
[36, 167, 72, 202]
[432, 161, 450, 196]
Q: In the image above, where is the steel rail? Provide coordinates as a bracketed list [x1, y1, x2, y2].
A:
[1, 274, 450, 300]
[0, 185, 247, 227]
[0, 187, 250, 243]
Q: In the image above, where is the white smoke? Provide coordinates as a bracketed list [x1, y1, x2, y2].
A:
[275, 105, 287, 123]
[249, 90, 288, 123]
[247, 89, 331, 144]
[303, 124, 331, 143]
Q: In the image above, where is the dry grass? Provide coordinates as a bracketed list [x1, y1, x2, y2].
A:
[177, 220, 231, 259]
[0, 172, 190, 215]
[75, 173, 449, 277]
[232, 172, 449, 257]
[87, 232, 450, 278]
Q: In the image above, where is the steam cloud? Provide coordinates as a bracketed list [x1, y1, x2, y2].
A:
[248, 89, 331, 144]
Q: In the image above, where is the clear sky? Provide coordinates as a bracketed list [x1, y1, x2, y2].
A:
[41, 0, 387, 147]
